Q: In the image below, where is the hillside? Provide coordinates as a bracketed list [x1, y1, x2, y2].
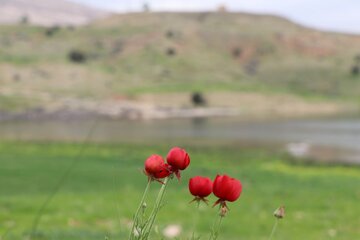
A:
[0, 0, 109, 26]
[0, 12, 360, 118]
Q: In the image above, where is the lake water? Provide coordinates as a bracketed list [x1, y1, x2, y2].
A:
[1, 116, 360, 163]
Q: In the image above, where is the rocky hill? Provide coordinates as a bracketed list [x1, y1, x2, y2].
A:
[0, 12, 360, 118]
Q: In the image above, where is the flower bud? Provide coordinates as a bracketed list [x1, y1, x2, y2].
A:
[212, 174, 242, 214]
[166, 147, 190, 180]
[167, 147, 190, 170]
[153, 163, 171, 179]
[274, 206, 285, 219]
[189, 176, 213, 198]
[144, 155, 170, 180]
[145, 155, 165, 175]
[213, 174, 242, 202]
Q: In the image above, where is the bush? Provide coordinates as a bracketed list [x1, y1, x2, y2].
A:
[20, 15, 29, 25]
[166, 47, 176, 56]
[351, 65, 359, 76]
[191, 92, 206, 106]
[232, 47, 242, 58]
[354, 54, 360, 63]
[45, 26, 60, 37]
[68, 50, 87, 63]
[165, 30, 174, 39]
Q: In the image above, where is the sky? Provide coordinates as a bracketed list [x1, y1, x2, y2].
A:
[70, 0, 360, 34]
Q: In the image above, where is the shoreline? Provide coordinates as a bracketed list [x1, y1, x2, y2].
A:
[0, 92, 358, 121]
[0, 105, 357, 122]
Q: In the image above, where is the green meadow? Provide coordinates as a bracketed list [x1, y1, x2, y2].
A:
[1, 141, 359, 239]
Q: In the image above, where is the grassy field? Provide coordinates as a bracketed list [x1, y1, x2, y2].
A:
[1, 141, 360, 239]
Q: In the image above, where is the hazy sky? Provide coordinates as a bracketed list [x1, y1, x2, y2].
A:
[70, 0, 360, 34]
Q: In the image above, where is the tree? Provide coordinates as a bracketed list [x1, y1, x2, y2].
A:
[20, 15, 29, 25]
[143, 2, 150, 12]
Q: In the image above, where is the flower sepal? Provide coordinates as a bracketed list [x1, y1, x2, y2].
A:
[189, 196, 209, 205]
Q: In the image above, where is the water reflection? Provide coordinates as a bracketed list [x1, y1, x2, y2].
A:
[1, 117, 360, 163]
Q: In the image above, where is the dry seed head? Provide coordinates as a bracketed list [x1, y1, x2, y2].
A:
[274, 206, 285, 219]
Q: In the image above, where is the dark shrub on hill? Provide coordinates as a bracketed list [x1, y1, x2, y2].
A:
[166, 30, 174, 39]
[232, 47, 242, 58]
[20, 15, 29, 25]
[191, 92, 206, 106]
[351, 65, 359, 76]
[217, 4, 227, 12]
[68, 50, 87, 63]
[354, 54, 360, 63]
[45, 26, 60, 37]
[143, 3, 150, 12]
[166, 47, 176, 56]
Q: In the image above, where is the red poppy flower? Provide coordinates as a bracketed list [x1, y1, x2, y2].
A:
[213, 174, 242, 213]
[144, 155, 170, 181]
[166, 147, 190, 180]
[189, 176, 212, 204]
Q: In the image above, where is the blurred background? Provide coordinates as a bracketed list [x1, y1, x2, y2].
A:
[1, 0, 360, 239]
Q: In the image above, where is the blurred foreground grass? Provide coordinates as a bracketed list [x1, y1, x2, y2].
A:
[0, 141, 359, 239]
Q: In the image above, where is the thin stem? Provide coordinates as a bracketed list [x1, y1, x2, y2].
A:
[216, 216, 224, 240]
[30, 117, 100, 239]
[142, 177, 170, 239]
[268, 219, 279, 240]
[191, 201, 201, 240]
[209, 210, 224, 240]
[129, 180, 152, 240]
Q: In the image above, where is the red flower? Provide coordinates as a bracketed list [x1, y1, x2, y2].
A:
[166, 147, 190, 180]
[144, 155, 170, 181]
[213, 174, 242, 214]
[153, 163, 171, 179]
[189, 176, 212, 204]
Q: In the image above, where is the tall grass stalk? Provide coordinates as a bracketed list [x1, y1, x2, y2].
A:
[141, 177, 170, 239]
[268, 219, 279, 240]
[129, 180, 151, 240]
[209, 209, 224, 240]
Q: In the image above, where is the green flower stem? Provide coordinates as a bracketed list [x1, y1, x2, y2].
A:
[191, 201, 201, 240]
[209, 209, 224, 240]
[142, 177, 170, 239]
[129, 180, 151, 240]
[268, 218, 279, 240]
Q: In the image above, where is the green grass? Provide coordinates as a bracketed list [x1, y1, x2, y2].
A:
[1, 141, 360, 239]
[0, 95, 39, 111]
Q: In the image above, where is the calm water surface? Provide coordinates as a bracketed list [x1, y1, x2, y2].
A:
[1, 116, 360, 162]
